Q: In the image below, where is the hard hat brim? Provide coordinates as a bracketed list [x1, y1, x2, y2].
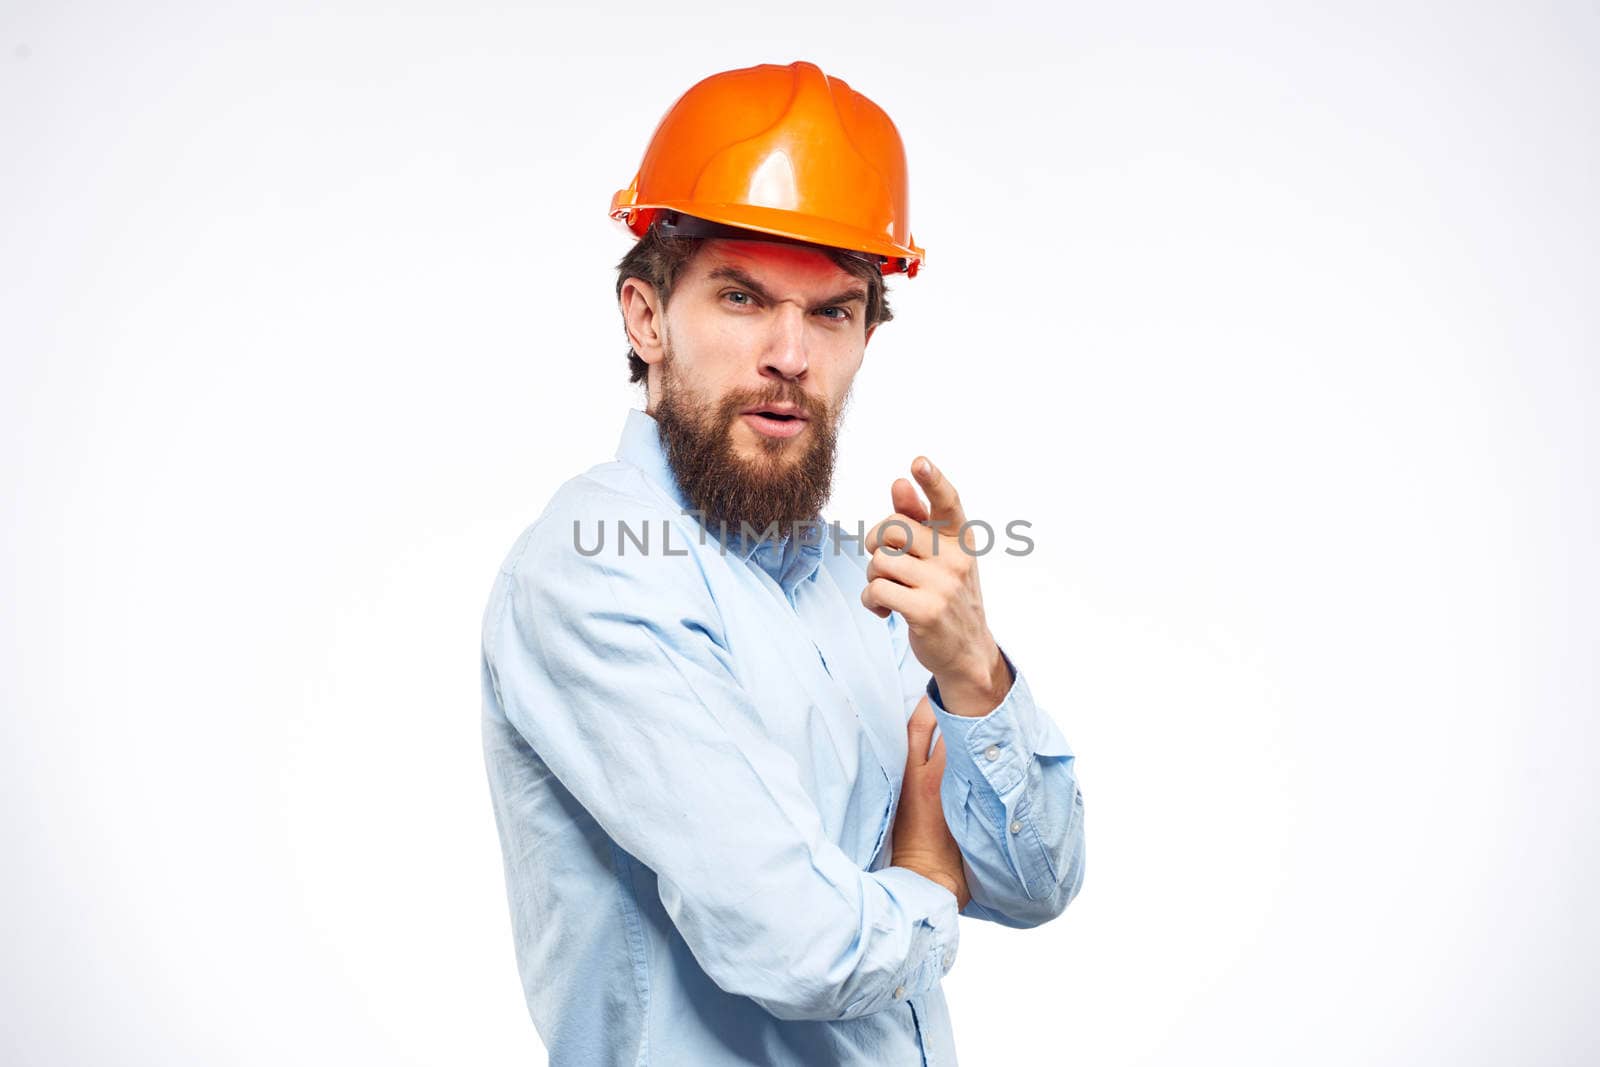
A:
[612, 196, 923, 276]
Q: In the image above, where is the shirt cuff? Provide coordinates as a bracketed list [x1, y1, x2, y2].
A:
[871, 866, 961, 998]
[926, 646, 1073, 796]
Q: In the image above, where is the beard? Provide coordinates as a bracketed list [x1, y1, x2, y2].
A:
[653, 340, 846, 540]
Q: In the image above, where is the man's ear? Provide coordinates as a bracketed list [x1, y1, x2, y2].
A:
[621, 278, 667, 367]
[865, 322, 879, 347]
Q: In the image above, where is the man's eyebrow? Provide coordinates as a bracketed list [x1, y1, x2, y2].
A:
[816, 284, 869, 308]
[706, 265, 868, 309]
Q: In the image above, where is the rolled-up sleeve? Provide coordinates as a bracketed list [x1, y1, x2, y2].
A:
[890, 614, 1086, 929]
[483, 492, 960, 1021]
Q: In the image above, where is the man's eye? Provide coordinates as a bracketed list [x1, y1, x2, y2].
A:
[723, 291, 753, 306]
[818, 306, 851, 322]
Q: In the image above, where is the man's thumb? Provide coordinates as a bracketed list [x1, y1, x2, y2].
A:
[905, 695, 936, 766]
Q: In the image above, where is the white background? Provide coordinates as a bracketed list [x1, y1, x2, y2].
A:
[4, 2, 1596, 1064]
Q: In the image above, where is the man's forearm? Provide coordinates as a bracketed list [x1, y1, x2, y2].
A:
[930, 638, 1012, 717]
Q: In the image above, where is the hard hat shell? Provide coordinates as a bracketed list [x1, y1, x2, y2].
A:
[610, 60, 924, 277]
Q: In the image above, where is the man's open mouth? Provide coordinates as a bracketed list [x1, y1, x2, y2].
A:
[742, 405, 809, 425]
[740, 405, 811, 438]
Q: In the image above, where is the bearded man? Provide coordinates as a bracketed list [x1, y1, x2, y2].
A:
[480, 60, 1086, 1066]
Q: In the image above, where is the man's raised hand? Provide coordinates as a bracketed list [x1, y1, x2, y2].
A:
[861, 457, 1011, 717]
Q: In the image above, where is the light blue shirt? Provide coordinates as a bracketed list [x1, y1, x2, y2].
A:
[480, 407, 1086, 1065]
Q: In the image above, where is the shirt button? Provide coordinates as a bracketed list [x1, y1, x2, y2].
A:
[1009, 819, 1022, 834]
[893, 985, 906, 999]
[984, 745, 1000, 761]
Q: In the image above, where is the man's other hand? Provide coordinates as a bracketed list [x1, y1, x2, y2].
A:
[890, 695, 970, 911]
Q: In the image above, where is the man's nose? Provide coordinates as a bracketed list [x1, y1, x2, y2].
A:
[760, 303, 809, 380]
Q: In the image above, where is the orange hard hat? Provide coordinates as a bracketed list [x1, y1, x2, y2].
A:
[610, 60, 924, 277]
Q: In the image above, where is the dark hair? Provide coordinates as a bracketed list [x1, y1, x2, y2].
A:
[614, 222, 895, 384]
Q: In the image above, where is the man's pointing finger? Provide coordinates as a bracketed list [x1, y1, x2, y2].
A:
[913, 457, 966, 528]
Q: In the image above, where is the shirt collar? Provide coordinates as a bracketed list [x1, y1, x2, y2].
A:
[615, 407, 826, 595]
